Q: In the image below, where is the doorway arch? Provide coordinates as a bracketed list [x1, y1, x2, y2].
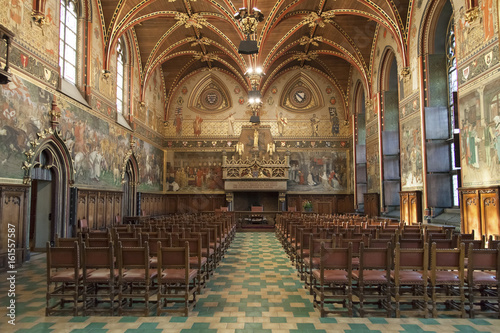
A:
[122, 152, 139, 217]
[25, 130, 74, 250]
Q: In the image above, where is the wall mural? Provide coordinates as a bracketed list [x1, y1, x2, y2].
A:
[0, 74, 164, 191]
[400, 114, 424, 189]
[459, 75, 500, 186]
[287, 150, 349, 193]
[58, 101, 130, 188]
[366, 140, 380, 192]
[136, 140, 164, 192]
[0, 75, 51, 179]
[166, 152, 224, 193]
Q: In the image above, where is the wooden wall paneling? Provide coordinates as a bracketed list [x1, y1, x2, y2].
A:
[480, 189, 500, 239]
[400, 191, 422, 224]
[0, 185, 29, 270]
[105, 193, 113, 227]
[317, 201, 331, 214]
[77, 192, 87, 222]
[364, 193, 380, 217]
[114, 193, 122, 223]
[166, 196, 177, 213]
[97, 193, 106, 229]
[460, 189, 480, 235]
[400, 192, 409, 223]
[409, 192, 422, 224]
[87, 192, 97, 230]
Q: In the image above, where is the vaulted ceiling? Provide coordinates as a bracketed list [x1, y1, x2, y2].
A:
[100, 0, 410, 111]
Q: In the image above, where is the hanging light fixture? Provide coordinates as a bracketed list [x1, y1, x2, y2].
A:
[234, 4, 264, 54]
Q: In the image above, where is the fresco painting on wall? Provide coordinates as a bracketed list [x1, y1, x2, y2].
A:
[59, 98, 131, 188]
[136, 141, 164, 191]
[0, 76, 51, 178]
[366, 141, 380, 192]
[166, 152, 224, 193]
[287, 150, 349, 193]
[459, 77, 500, 186]
[400, 116, 423, 189]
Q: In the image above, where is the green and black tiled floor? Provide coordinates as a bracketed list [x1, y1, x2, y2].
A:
[1, 232, 500, 332]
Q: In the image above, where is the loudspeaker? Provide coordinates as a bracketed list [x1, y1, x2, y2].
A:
[69, 187, 78, 236]
[136, 192, 142, 216]
[238, 40, 259, 54]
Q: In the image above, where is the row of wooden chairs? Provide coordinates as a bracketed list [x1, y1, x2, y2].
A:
[309, 240, 500, 318]
[46, 240, 200, 317]
[47, 216, 236, 316]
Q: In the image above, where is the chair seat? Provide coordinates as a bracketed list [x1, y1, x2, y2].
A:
[304, 257, 320, 269]
[189, 257, 208, 268]
[86, 268, 119, 282]
[312, 269, 349, 283]
[469, 270, 497, 284]
[159, 268, 197, 283]
[122, 268, 157, 282]
[50, 269, 84, 282]
[301, 249, 310, 257]
[391, 270, 425, 283]
[201, 248, 215, 257]
[431, 270, 460, 283]
[352, 270, 388, 283]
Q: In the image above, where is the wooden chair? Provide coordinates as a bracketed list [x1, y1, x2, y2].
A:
[466, 243, 500, 318]
[147, 237, 170, 268]
[352, 242, 392, 317]
[55, 234, 82, 248]
[46, 241, 82, 316]
[297, 231, 318, 282]
[117, 241, 157, 316]
[78, 218, 89, 234]
[157, 241, 198, 316]
[82, 242, 118, 316]
[428, 242, 466, 318]
[312, 242, 353, 317]
[193, 231, 215, 277]
[391, 242, 429, 318]
[303, 236, 334, 294]
[181, 235, 206, 293]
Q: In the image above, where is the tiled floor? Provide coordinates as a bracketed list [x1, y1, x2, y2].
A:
[1, 232, 500, 332]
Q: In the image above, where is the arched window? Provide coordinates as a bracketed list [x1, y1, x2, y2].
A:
[446, 15, 460, 207]
[116, 39, 125, 114]
[59, 0, 78, 84]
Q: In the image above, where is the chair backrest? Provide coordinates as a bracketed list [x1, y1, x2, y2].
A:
[394, 242, 429, 271]
[78, 218, 88, 232]
[399, 238, 424, 248]
[320, 241, 352, 270]
[180, 235, 202, 257]
[368, 234, 394, 249]
[82, 242, 114, 269]
[430, 242, 465, 272]
[55, 235, 82, 247]
[431, 238, 455, 249]
[359, 242, 392, 271]
[118, 241, 149, 269]
[467, 243, 500, 272]
[86, 238, 110, 248]
[118, 238, 142, 248]
[148, 237, 170, 255]
[158, 241, 189, 269]
[310, 237, 335, 257]
[47, 241, 80, 270]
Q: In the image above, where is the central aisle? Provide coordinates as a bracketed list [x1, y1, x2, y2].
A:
[196, 232, 316, 319]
